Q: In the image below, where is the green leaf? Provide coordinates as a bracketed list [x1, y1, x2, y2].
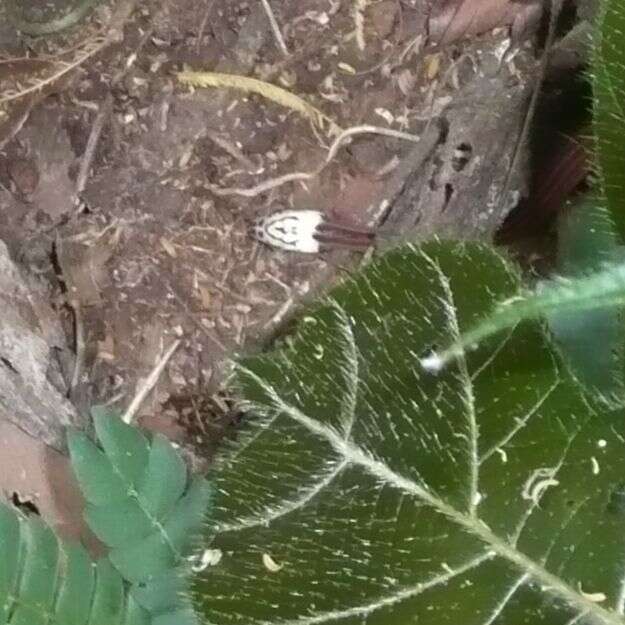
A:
[422, 257, 625, 377]
[54, 542, 96, 625]
[592, 0, 625, 242]
[0, 503, 20, 622]
[85, 499, 155, 548]
[70, 409, 210, 589]
[110, 477, 212, 583]
[92, 407, 150, 490]
[548, 199, 624, 396]
[9, 517, 59, 625]
[0, 502, 153, 625]
[130, 569, 190, 614]
[123, 594, 152, 625]
[90, 558, 125, 625]
[68, 431, 128, 506]
[195, 241, 625, 625]
[0, 411, 209, 625]
[161, 477, 212, 552]
[137, 434, 188, 519]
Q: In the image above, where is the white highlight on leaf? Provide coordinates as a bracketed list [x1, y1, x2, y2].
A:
[591, 456, 600, 475]
[579, 588, 607, 603]
[616, 570, 625, 614]
[419, 351, 444, 373]
[328, 300, 360, 436]
[564, 612, 589, 625]
[510, 448, 573, 549]
[495, 448, 508, 463]
[262, 552, 283, 572]
[469, 325, 516, 382]
[190, 548, 222, 571]
[598, 439, 607, 448]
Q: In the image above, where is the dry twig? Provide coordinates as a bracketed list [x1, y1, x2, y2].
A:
[122, 338, 182, 424]
[205, 124, 421, 198]
[75, 94, 113, 197]
[260, 0, 290, 57]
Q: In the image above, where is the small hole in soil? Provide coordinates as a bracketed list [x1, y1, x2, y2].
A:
[11, 492, 40, 516]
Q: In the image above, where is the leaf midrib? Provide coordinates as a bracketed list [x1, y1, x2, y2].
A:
[237, 364, 623, 625]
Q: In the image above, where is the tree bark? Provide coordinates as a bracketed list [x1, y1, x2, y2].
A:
[0, 239, 80, 450]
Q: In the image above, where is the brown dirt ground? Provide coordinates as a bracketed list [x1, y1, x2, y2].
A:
[0, 0, 566, 533]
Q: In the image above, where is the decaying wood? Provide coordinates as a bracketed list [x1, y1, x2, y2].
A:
[378, 1, 565, 243]
[0, 239, 81, 450]
[379, 54, 534, 241]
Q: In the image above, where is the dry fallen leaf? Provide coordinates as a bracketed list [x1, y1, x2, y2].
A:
[428, 0, 543, 45]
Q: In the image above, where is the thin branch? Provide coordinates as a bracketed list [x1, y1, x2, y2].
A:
[260, 0, 289, 57]
[69, 300, 85, 399]
[75, 94, 112, 197]
[122, 338, 181, 424]
[206, 124, 421, 198]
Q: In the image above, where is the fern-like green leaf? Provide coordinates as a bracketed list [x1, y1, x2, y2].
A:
[92, 406, 150, 489]
[0, 503, 20, 623]
[53, 543, 95, 625]
[8, 517, 58, 625]
[68, 407, 211, 625]
[0, 409, 211, 625]
[0, 502, 152, 625]
[69, 411, 211, 583]
[109, 476, 211, 583]
[131, 570, 199, 625]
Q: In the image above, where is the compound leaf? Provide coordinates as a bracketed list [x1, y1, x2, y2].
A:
[69, 409, 211, 586]
[0, 503, 153, 625]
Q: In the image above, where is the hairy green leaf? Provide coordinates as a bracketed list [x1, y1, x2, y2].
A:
[592, 0, 625, 241]
[548, 199, 624, 396]
[423, 256, 625, 377]
[196, 241, 625, 625]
